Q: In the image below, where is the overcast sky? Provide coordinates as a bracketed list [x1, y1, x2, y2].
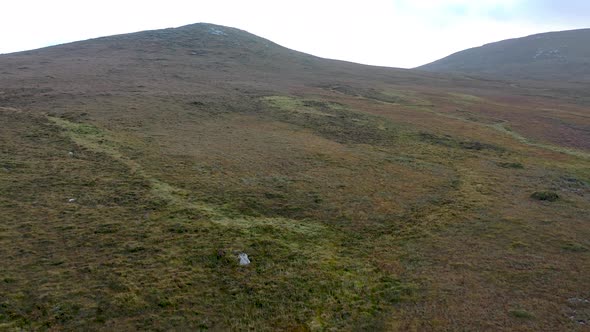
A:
[1, 0, 589, 68]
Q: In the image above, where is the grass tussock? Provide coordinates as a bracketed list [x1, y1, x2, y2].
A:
[530, 191, 560, 202]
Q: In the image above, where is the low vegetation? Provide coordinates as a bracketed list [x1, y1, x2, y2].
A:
[0, 23, 589, 330]
[531, 191, 560, 202]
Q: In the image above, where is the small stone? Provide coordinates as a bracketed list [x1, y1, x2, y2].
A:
[68, 151, 74, 157]
[568, 298, 590, 304]
[68, 198, 76, 203]
[238, 253, 250, 266]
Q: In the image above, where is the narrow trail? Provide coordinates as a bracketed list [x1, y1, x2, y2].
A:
[49, 116, 225, 218]
[47, 115, 336, 236]
[343, 93, 590, 160]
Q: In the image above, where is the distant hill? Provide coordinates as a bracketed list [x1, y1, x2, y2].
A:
[418, 28, 590, 82]
[0, 23, 456, 107]
[2, 23, 527, 117]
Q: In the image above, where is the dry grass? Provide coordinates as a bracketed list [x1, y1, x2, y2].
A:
[0, 24, 589, 330]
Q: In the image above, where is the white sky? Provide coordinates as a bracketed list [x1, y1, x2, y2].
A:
[1, 0, 588, 68]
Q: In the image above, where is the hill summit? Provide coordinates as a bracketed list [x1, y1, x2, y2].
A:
[418, 28, 590, 82]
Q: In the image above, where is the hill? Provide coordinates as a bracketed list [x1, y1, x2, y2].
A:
[0, 23, 589, 331]
[418, 28, 590, 82]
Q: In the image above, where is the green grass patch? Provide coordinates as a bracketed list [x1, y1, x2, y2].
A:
[562, 242, 588, 252]
[419, 132, 504, 152]
[262, 96, 345, 116]
[448, 92, 483, 103]
[491, 123, 590, 160]
[509, 309, 535, 319]
[498, 162, 524, 169]
[262, 95, 400, 145]
[368, 89, 433, 106]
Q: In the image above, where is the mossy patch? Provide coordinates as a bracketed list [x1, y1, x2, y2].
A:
[530, 191, 559, 202]
[509, 309, 535, 319]
[498, 161, 524, 169]
[562, 242, 588, 252]
[262, 95, 399, 145]
[419, 132, 504, 152]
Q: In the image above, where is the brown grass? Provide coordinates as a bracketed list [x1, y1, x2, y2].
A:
[0, 24, 589, 330]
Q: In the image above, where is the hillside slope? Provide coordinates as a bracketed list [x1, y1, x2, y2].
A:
[0, 23, 444, 98]
[418, 28, 590, 82]
[1, 23, 589, 331]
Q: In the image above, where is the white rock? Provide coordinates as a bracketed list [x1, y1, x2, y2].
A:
[238, 253, 251, 266]
[208, 27, 227, 36]
[68, 198, 76, 203]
